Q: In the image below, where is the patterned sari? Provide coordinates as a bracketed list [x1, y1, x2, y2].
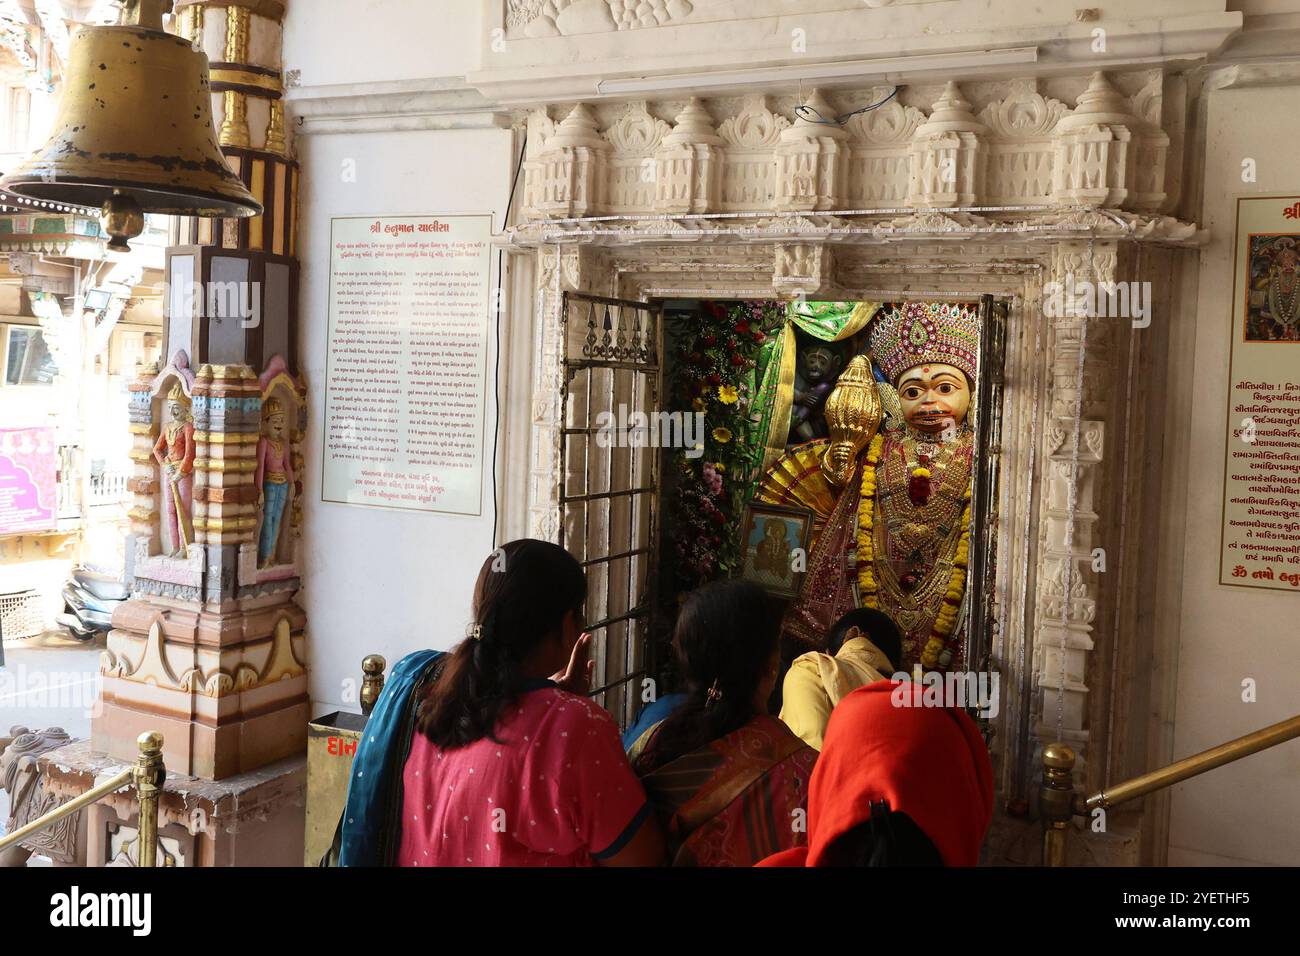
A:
[637, 715, 817, 867]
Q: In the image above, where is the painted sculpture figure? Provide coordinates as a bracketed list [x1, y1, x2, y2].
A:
[256, 397, 294, 568]
[152, 383, 195, 558]
[759, 302, 980, 672]
[788, 342, 843, 443]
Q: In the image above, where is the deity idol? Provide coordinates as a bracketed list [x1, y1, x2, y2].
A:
[788, 343, 842, 443]
[256, 398, 294, 568]
[757, 302, 980, 672]
[152, 383, 195, 558]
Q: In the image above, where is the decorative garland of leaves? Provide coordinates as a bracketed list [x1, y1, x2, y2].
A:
[664, 300, 787, 597]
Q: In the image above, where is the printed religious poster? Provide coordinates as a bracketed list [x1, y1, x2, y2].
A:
[0, 427, 57, 534]
[1220, 195, 1300, 591]
[322, 214, 492, 516]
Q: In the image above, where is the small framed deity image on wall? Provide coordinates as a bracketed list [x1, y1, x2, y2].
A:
[739, 503, 814, 600]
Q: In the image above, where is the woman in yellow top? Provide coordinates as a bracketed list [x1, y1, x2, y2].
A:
[779, 608, 901, 751]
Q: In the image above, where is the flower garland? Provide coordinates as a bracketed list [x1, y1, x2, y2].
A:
[665, 300, 786, 594]
[855, 433, 886, 608]
[858, 442, 973, 671]
[921, 492, 972, 670]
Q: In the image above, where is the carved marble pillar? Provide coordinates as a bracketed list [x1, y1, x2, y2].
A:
[1031, 241, 1117, 780]
[1051, 72, 1136, 208]
[175, 0, 296, 250]
[908, 82, 986, 208]
[775, 89, 848, 212]
[526, 103, 609, 219]
[38, 0, 307, 869]
[654, 98, 724, 214]
[99, 358, 309, 781]
[178, 0, 287, 157]
[527, 246, 606, 543]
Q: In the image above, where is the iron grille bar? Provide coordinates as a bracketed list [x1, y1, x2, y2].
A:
[587, 670, 648, 699]
[584, 606, 648, 632]
[560, 486, 656, 504]
[580, 546, 652, 568]
[564, 360, 659, 372]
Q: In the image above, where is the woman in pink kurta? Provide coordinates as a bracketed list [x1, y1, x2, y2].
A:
[399, 681, 651, 866]
[399, 539, 663, 867]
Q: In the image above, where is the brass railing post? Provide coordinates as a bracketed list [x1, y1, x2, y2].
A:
[133, 731, 164, 867]
[1039, 742, 1078, 867]
[360, 654, 386, 716]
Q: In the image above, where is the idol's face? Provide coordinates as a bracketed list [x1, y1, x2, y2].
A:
[166, 399, 183, 421]
[266, 413, 286, 438]
[802, 348, 835, 382]
[896, 362, 971, 434]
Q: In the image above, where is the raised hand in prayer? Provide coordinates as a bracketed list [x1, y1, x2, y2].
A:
[551, 631, 594, 695]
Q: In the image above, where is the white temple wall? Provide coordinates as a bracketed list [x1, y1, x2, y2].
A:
[293, 123, 516, 715]
[1163, 77, 1300, 866]
[282, 0, 483, 88]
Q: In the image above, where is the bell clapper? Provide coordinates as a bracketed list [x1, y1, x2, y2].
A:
[101, 190, 145, 252]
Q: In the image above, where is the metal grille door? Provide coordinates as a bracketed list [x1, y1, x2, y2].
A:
[559, 292, 663, 729]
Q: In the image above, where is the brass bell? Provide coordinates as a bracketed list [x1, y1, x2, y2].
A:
[0, 0, 261, 250]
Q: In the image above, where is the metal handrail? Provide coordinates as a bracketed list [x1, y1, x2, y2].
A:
[0, 731, 165, 866]
[1039, 714, 1300, 865]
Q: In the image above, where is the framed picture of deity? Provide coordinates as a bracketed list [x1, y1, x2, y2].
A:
[1244, 231, 1300, 341]
[739, 503, 814, 600]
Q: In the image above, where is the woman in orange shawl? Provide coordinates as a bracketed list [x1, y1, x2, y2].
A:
[758, 679, 993, 866]
[631, 579, 816, 866]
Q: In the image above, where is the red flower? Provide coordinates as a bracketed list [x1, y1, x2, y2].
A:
[711, 511, 727, 526]
[735, 320, 750, 334]
[753, 331, 766, 343]
[703, 334, 717, 346]
[706, 372, 722, 385]
[731, 353, 745, 366]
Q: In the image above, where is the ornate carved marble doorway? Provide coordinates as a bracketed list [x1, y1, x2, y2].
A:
[503, 219, 1195, 865]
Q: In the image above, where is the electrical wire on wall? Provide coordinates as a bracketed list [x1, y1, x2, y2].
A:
[794, 85, 899, 127]
[491, 129, 529, 550]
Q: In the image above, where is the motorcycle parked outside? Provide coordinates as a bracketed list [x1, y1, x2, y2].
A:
[56, 566, 128, 641]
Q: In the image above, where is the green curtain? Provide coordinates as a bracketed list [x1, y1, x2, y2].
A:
[748, 301, 882, 484]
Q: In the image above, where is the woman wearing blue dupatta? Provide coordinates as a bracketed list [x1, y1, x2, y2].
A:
[334, 649, 445, 866]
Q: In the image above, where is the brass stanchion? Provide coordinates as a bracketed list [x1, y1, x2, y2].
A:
[1039, 743, 1078, 867]
[359, 655, 386, 716]
[133, 732, 165, 868]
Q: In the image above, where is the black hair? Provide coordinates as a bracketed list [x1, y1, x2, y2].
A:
[415, 539, 586, 749]
[634, 579, 780, 775]
[826, 607, 902, 671]
[820, 802, 943, 866]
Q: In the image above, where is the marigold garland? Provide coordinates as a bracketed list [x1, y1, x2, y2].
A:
[855, 433, 886, 608]
[920, 490, 973, 670]
[858, 444, 973, 671]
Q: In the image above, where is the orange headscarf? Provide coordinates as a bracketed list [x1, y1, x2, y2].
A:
[757, 680, 993, 866]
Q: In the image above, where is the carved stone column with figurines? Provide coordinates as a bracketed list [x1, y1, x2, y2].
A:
[42, 0, 309, 866]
